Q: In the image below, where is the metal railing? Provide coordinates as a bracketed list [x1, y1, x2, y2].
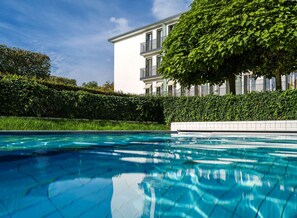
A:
[142, 73, 297, 96]
[140, 37, 165, 54]
[140, 66, 159, 80]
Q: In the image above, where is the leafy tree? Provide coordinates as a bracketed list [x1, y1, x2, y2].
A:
[82, 81, 98, 88]
[48, 76, 77, 86]
[82, 80, 114, 92]
[100, 81, 114, 92]
[238, 0, 297, 90]
[159, 0, 297, 93]
[0, 44, 51, 78]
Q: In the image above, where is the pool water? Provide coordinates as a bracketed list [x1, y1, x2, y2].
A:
[0, 133, 297, 218]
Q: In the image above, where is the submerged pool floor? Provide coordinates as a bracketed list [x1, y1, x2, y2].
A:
[0, 133, 296, 218]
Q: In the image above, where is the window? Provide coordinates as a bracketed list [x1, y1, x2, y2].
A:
[168, 81, 175, 96]
[194, 85, 199, 96]
[201, 84, 208, 96]
[145, 58, 152, 77]
[168, 85, 173, 96]
[156, 55, 162, 70]
[168, 25, 174, 34]
[144, 83, 152, 95]
[145, 88, 151, 95]
[156, 87, 161, 95]
[180, 86, 185, 96]
[156, 82, 163, 95]
[145, 32, 152, 51]
[157, 29, 162, 48]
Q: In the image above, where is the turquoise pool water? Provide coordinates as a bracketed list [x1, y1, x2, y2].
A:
[0, 133, 296, 218]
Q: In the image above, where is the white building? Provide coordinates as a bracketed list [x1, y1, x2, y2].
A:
[109, 14, 297, 96]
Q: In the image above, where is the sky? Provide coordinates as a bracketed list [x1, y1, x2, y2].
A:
[0, 0, 192, 85]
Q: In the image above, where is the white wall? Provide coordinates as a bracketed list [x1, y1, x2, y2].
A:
[114, 34, 145, 94]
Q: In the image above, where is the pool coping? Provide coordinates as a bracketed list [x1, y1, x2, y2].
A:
[0, 130, 176, 135]
[171, 121, 297, 133]
[177, 130, 297, 133]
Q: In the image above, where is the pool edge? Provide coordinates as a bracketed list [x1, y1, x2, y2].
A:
[171, 121, 297, 133]
[0, 130, 177, 135]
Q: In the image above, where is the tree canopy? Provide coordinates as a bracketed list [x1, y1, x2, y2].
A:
[0, 44, 51, 79]
[82, 80, 114, 92]
[159, 0, 297, 93]
[82, 81, 98, 88]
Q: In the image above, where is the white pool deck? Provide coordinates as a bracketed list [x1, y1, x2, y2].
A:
[171, 121, 297, 133]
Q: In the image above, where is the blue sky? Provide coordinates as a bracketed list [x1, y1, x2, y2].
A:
[0, 0, 191, 85]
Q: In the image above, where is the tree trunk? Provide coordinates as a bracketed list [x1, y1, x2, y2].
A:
[274, 67, 282, 90]
[228, 74, 236, 95]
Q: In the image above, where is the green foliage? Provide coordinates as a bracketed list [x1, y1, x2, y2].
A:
[100, 81, 114, 92]
[163, 90, 297, 124]
[0, 77, 164, 123]
[82, 81, 98, 88]
[0, 44, 51, 78]
[48, 76, 77, 86]
[82, 80, 114, 93]
[160, 0, 297, 92]
[0, 73, 126, 96]
[1, 75, 297, 125]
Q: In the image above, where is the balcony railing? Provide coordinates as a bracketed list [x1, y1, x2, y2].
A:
[140, 66, 160, 80]
[140, 37, 165, 54]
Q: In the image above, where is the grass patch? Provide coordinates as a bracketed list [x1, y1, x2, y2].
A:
[0, 117, 169, 131]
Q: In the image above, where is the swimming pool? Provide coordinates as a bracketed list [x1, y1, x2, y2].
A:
[0, 132, 296, 217]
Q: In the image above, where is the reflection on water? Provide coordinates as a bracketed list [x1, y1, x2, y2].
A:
[0, 133, 297, 217]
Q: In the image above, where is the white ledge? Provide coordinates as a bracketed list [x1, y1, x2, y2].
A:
[171, 121, 297, 132]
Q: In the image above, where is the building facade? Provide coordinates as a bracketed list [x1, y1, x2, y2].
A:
[109, 14, 297, 96]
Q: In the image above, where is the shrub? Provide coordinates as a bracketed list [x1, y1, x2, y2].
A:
[0, 45, 50, 78]
[163, 91, 297, 124]
[0, 77, 164, 123]
[1, 75, 296, 125]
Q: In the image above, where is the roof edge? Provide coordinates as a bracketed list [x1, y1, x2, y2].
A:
[108, 13, 182, 43]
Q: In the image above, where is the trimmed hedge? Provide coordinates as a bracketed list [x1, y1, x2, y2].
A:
[0, 77, 164, 123]
[1, 76, 297, 124]
[163, 91, 297, 124]
[0, 45, 50, 78]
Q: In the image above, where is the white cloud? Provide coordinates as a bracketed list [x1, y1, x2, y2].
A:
[152, 0, 192, 20]
[110, 17, 131, 33]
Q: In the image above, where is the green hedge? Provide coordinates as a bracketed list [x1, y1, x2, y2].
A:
[163, 91, 297, 124]
[1, 76, 297, 124]
[0, 77, 164, 123]
[0, 45, 50, 78]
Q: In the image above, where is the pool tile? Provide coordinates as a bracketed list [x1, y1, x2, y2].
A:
[281, 191, 297, 218]
[10, 200, 57, 218]
[0, 176, 38, 201]
[110, 209, 125, 218]
[50, 178, 112, 209]
[79, 202, 112, 218]
[0, 202, 9, 218]
[209, 205, 233, 218]
[59, 189, 112, 217]
[215, 186, 247, 212]
[233, 194, 265, 218]
[43, 211, 64, 218]
[1, 133, 297, 217]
